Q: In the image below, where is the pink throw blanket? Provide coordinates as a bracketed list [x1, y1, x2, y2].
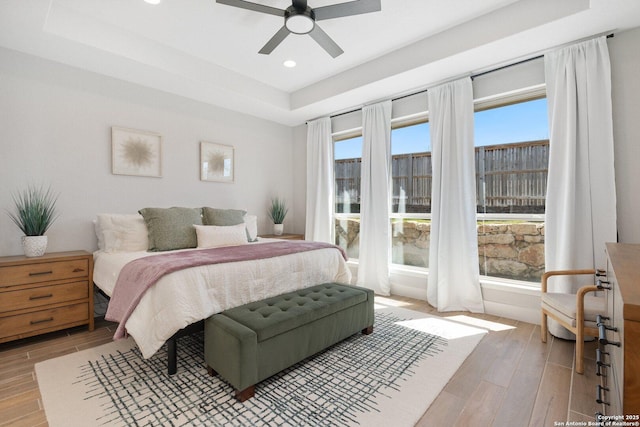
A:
[105, 241, 346, 339]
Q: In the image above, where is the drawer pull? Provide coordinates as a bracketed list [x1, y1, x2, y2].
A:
[596, 349, 609, 377]
[596, 279, 611, 290]
[29, 270, 53, 277]
[595, 269, 606, 277]
[29, 293, 53, 300]
[72, 268, 85, 273]
[598, 324, 621, 347]
[596, 348, 610, 367]
[30, 317, 54, 325]
[596, 314, 610, 325]
[596, 385, 610, 405]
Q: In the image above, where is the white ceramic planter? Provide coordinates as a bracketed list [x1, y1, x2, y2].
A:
[22, 235, 48, 257]
[273, 223, 284, 236]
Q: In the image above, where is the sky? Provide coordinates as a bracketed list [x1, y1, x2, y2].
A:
[335, 98, 549, 159]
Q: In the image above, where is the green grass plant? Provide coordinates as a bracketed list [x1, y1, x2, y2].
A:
[268, 197, 288, 224]
[7, 185, 59, 236]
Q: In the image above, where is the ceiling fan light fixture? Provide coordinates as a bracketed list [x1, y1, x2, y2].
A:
[285, 9, 315, 34]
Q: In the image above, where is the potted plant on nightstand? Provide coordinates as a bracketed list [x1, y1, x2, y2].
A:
[268, 197, 288, 236]
[6, 185, 59, 257]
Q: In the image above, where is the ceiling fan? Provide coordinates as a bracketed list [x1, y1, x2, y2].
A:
[216, 0, 382, 58]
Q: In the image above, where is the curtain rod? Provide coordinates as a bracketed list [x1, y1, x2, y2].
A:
[313, 33, 615, 123]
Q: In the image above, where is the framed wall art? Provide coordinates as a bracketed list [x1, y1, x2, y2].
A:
[200, 141, 234, 183]
[111, 127, 162, 177]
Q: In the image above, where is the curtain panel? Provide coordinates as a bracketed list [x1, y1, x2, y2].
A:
[427, 77, 484, 313]
[357, 101, 392, 296]
[544, 37, 617, 338]
[305, 117, 334, 243]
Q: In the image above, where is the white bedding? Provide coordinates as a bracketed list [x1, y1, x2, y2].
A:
[93, 239, 352, 358]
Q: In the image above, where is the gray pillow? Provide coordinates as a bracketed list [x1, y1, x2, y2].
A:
[202, 207, 246, 226]
[139, 207, 203, 251]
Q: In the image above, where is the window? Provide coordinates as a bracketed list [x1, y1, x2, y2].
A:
[334, 136, 362, 259]
[390, 121, 431, 267]
[330, 93, 549, 284]
[475, 97, 549, 283]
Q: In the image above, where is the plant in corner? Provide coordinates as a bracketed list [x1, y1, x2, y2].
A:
[268, 197, 288, 236]
[6, 184, 59, 257]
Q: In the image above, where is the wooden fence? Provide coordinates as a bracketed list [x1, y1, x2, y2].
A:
[335, 140, 549, 214]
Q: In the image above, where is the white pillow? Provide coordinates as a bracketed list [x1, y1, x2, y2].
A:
[95, 214, 149, 252]
[244, 214, 258, 242]
[194, 223, 249, 248]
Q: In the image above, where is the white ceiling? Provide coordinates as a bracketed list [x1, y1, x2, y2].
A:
[1, 0, 639, 126]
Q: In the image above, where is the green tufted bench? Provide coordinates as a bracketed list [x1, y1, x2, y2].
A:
[204, 282, 374, 401]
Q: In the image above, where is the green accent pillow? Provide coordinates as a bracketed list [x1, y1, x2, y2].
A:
[202, 207, 247, 226]
[139, 207, 203, 251]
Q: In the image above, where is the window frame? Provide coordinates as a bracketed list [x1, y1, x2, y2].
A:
[330, 86, 548, 288]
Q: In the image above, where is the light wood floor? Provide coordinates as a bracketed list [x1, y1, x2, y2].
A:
[0, 295, 601, 427]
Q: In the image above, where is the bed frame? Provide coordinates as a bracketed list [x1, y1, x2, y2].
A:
[96, 285, 199, 375]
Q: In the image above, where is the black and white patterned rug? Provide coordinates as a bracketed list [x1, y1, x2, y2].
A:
[36, 306, 487, 427]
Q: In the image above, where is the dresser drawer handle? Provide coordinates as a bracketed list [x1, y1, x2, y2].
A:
[598, 324, 621, 347]
[596, 279, 611, 290]
[596, 348, 610, 377]
[596, 385, 610, 405]
[72, 268, 85, 273]
[29, 270, 53, 277]
[29, 293, 53, 300]
[30, 317, 54, 325]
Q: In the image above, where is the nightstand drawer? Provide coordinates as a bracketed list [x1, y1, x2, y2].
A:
[0, 280, 89, 313]
[0, 259, 89, 287]
[0, 302, 89, 340]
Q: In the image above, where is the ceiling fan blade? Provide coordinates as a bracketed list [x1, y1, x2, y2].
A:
[259, 25, 291, 55]
[314, 0, 381, 21]
[292, 0, 308, 11]
[308, 25, 344, 58]
[216, 0, 284, 17]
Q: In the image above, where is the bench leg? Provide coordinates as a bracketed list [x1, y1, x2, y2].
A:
[235, 385, 255, 402]
[362, 326, 373, 335]
[207, 366, 218, 377]
[207, 367, 255, 402]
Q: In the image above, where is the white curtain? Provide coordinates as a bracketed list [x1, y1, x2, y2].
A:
[544, 37, 617, 337]
[357, 101, 392, 295]
[427, 78, 484, 313]
[305, 117, 334, 243]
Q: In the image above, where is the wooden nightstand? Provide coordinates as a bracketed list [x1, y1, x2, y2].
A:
[259, 234, 305, 240]
[0, 250, 94, 343]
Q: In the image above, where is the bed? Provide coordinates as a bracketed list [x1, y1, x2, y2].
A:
[92, 209, 352, 371]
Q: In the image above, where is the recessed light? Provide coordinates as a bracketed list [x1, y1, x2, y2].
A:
[283, 60, 297, 68]
[144, 0, 161, 5]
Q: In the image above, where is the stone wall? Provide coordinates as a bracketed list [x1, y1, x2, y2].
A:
[335, 219, 545, 283]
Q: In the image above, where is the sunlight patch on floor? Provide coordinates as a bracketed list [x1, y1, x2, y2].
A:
[374, 297, 412, 308]
[443, 315, 516, 332]
[395, 317, 487, 340]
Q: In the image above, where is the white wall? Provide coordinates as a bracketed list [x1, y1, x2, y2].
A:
[0, 47, 297, 256]
[609, 27, 640, 244]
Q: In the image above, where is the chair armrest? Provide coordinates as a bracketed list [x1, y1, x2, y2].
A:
[541, 269, 597, 293]
[576, 285, 600, 326]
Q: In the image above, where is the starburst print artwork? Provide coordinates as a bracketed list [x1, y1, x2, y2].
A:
[207, 150, 227, 175]
[201, 142, 234, 182]
[122, 137, 154, 167]
[111, 127, 162, 177]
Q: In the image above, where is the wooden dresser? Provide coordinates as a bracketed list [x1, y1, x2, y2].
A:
[601, 243, 640, 416]
[0, 250, 94, 343]
[259, 234, 304, 240]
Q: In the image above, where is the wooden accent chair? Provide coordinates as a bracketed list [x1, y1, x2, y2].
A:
[540, 269, 605, 374]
